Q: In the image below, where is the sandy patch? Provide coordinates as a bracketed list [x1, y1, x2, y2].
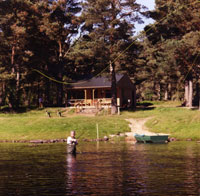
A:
[125, 118, 156, 137]
[125, 118, 168, 142]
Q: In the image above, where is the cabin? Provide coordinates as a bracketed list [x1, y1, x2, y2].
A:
[65, 74, 136, 108]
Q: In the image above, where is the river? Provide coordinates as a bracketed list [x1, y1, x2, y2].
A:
[0, 141, 199, 196]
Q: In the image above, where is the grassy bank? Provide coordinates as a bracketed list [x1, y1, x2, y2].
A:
[0, 101, 200, 141]
[122, 101, 200, 141]
[0, 109, 129, 141]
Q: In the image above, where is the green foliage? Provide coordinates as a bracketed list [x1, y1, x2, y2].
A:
[0, 0, 81, 108]
[1, 0, 199, 109]
[0, 0, 145, 108]
[71, 0, 143, 76]
[138, 0, 200, 101]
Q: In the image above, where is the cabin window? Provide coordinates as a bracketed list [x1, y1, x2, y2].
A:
[105, 90, 111, 98]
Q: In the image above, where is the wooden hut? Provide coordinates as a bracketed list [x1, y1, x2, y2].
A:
[65, 74, 136, 108]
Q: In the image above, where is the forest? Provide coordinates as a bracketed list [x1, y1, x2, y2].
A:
[0, 0, 199, 111]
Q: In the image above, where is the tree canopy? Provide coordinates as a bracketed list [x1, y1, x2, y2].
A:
[0, 0, 199, 110]
[139, 0, 200, 104]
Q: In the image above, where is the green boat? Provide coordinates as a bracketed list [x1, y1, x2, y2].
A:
[134, 134, 169, 143]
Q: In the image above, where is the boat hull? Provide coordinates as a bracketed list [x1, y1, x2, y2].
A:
[134, 134, 169, 143]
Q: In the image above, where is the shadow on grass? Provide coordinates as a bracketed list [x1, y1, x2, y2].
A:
[135, 102, 155, 111]
[121, 102, 155, 112]
[137, 102, 153, 107]
[176, 103, 200, 110]
[0, 106, 38, 113]
[190, 107, 200, 111]
[135, 107, 155, 111]
[1, 101, 156, 114]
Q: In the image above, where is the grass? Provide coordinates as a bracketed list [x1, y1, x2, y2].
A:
[0, 108, 129, 141]
[0, 101, 200, 141]
[122, 101, 200, 140]
[145, 107, 200, 140]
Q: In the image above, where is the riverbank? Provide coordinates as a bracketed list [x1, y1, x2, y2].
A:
[0, 101, 200, 141]
[0, 108, 129, 141]
[123, 101, 200, 141]
[124, 118, 155, 142]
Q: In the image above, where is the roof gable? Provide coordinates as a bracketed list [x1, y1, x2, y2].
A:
[67, 74, 124, 89]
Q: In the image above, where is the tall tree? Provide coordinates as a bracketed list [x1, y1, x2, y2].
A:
[0, 0, 36, 108]
[142, 0, 200, 105]
[0, 0, 81, 108]
[77, 0, 143, 113]
[39, 0, 81, 106]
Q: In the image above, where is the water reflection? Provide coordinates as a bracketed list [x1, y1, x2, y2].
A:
[64, 142, 200, 196]
[0, 142, 199, 195]
[66, 154, 77, 195]
[184, 143, 200, 195]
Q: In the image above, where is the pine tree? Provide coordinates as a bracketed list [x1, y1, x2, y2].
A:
[0, 0, 36, 108]
[38, 0, 81, 106]
[76, 0, 143, 113]
[143, 0, 200, 105]
[0, 0, 81, 108]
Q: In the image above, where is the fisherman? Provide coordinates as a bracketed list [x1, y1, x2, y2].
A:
[67, 130, 78, 155]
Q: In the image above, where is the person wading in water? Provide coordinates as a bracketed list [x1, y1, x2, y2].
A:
[67, 131, 78, 155]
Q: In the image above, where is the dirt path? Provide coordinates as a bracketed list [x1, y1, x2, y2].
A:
[125, 118, 156, 140]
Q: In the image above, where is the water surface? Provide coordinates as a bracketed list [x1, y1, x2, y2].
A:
[0, 141, 199, 196]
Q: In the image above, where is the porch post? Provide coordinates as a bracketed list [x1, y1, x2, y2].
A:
[92, 89, 95, 106]
[84, 89, 87, 105]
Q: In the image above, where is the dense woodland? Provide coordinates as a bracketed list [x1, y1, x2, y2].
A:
[0, 0, 199, 111]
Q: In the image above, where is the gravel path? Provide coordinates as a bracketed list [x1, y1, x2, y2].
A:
[125, 118, 156, 138]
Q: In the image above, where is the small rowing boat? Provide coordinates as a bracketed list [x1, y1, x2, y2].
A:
[134, 134, 169, 143]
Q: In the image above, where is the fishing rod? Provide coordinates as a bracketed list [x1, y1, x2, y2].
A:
[71, 130, 86, 154]
[76, 130, 86, 140]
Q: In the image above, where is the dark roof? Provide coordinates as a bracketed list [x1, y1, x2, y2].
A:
[67, 74, 124, 89]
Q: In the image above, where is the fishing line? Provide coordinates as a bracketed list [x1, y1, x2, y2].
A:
[33, 0, 200, 85]
[183, 52, 200, 82]
[32, 68, 88, 85]
[176, 50, 200, 94]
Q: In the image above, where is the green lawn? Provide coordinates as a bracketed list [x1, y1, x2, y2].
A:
[122, 101, 200, 140]
[0, 102, 200, 141]
[0, 108, 129, 141]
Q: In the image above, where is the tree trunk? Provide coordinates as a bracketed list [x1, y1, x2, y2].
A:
[157, 83, 161, 100]
[37, 80, 40, 107]
[28, 83, 32, 107]
[8, 45, 16, 109]
[8, 43, 21, 108]
[194, 81, 199, 107]
[11, 45, 15, 73]
[164, 90, 168, 101]
[0, 82, 5, 106]
[196, 82, 200, 110]
[57, 41, 64, 106]
[45, 79, 50, 107]
[57, 82, 63, 106]
[15, 63, 20, 108]
[185, 80, 189, 107]
[0, 84, 2, 106]
[132, 85, 136, 109]
[110, 62, 117, 114]
[164, 84, 168, 101]
[153, 82, 156, 100]
[199, 99, 200, 111]
[168, 83, 172, 100]
[188, 79, 193, 108]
